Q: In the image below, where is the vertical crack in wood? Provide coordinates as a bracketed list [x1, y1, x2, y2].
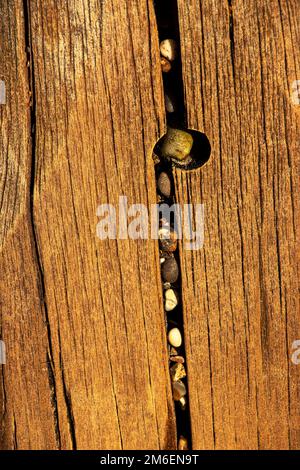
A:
[57, 331, 77, 450]
[153, 0, 192, 449]
[0, 367, 7, 447]
[228, 0, 236, 82]
[60, 367, 77, 450]
[22, 0, 61, 449]
[45, 353, 61, 448]
[12, 414, 18, 450]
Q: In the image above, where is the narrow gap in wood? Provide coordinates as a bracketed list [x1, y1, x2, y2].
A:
[22, 0, 62, 449]
[228, 0, 236, 80]
[0, 368, 7, 448]
[153, 4, 211, 171]
[12, 415, 18, 450]
[60, 355, 77, 450]
[154, 0, 186, 128]
[153, 0, 192, 451]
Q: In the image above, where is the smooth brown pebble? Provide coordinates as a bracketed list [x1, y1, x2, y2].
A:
[162, 257, 179, 283]
[172, 380, 186, 401]
[160, 56, 172, 73]
[157, 172, 172, 198]
[178, 436, 189, 451]
[160, 230, 177, 253]
[152, 152, 160, 165]
[170, 355, 185, 364]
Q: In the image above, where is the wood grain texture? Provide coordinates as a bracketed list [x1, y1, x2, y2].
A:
[0, 0, 57, 449]
[176, 0, 300, 450]
[1, 0, 299, 451]
[28, 0, 176, 450]
[0, 0, 176, 450]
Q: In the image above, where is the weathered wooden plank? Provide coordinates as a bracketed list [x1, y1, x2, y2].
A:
[27, 0, 175, 449]
[0, 0, 58, 449]
[2, 0, 299, 451]
[177, 0, 300, 450]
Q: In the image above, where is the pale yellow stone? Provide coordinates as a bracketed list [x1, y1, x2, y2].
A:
[165, 289, 178, 312]
[168, 327, 182, 348]
[161, 128, 193, 162]
[160, 39, 177, 61]
[179, 396, 187, 410]
[178, 435, 188, 450]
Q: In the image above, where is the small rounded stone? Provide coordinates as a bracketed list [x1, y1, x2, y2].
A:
[164, 93, 176, 113]
[161, 128, 193, 162]
[161, 257, 179, 283]
[152, 151, 160, 165]
[160, 39, 177, 62]
[160, 230, 177, 253]
[157, 171, 172, 198]
[159, 217, 170, 228]
[160, 56, 172, 73]
[178, 435, 188, 451]
[168, 327, 182, 348]
[165, 289, 178, 312]
[169, 346, 178, 356]
[158, 226, 170, 240]
[170, 355, 185, 364]
[170, 362, 186, 382]
[172, 380, 186, 401]
[178, 397, 187, 410]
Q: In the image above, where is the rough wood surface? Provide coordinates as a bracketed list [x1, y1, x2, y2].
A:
[0, 0, 58, 449]
[0, 0, 299, 451]
[1, 0, 176, 450]
[176, 0, 300, 450]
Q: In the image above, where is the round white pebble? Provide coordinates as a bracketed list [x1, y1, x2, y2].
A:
[165, 289, 178, 312]
[160, 39, 177, 62]
[158, 227, 170, 240]
[168, 327, 182, 348]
